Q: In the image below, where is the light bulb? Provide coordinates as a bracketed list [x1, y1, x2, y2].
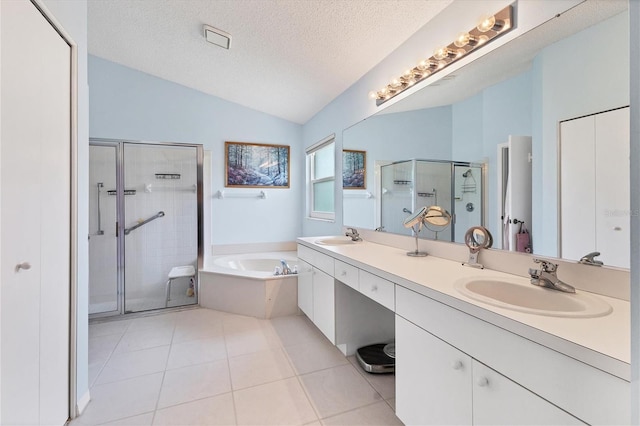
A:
[477, 15, 496, 32]
[437, 60, 446, 69]
[433, 47, 450, 60]
[391, 78, 402, 88]
[477, 35, 489, 45]
[403, 69, 412, 78]
[455, 48, 466, 58]
[454, 33, 469, 47]
[368, 91, 377, 100]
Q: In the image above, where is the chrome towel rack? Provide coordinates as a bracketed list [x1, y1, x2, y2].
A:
[124, 211, 165, 235]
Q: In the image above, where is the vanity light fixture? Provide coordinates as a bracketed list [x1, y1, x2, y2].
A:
[370, 4, 513, 106]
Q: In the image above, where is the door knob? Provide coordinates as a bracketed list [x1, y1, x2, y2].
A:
[477, 377, 489, 387]
[15, 262, 31, 272]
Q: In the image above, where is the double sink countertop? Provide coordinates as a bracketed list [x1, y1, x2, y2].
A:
[297, 237, 630, 381]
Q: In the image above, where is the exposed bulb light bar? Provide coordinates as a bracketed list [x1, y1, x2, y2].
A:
[371, 4, 514, 106]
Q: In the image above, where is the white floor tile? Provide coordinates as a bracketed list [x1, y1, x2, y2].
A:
[114, 327, 174, 354]
[320, 401, 403, 426]
[100, 412, 154, 426]
[96, 346, 170, 385]
[284, 338, 349, 375]
[225, 327, 280, 358]
[300, 364, 383, 419]
[348, 356, 395, 400]
[166, 336, 227, 370]
[172, 320, 223, 344]
[152, 393, 236, 425]
[229, 347, 295, 390]
[88, 358, 107, 388]
[89, 320, 132, 338]
[77, 373, 163, 425]
[233, 377, 317, 425]
[385, 398, 395, 412]
[270, 314, 325, 347]
[89, 334, 122, 362]
[157, 359, 231, 409]
[127, 313, 177, 333]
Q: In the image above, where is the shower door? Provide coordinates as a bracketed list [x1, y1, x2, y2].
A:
[89, 140, 202, 316]
[123, 143, 200, 313]
[89, 143, 120, 315]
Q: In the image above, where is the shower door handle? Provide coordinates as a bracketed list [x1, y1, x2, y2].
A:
[15, 262, 31, 272]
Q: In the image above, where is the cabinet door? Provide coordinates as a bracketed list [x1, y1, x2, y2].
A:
[312, 269, 335, 343]
[297, 260, 314, 319]
[396, 316, 472, 425]
[472, 361, 584, 425]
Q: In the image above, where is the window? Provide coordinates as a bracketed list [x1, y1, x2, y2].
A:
[306, 135, 335, 220]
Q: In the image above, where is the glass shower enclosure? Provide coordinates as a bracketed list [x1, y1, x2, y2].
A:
[89, 140, 203, 317]
[380, 159, 484, 242]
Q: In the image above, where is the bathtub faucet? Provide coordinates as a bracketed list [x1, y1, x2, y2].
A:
[275, 259, 297, 276]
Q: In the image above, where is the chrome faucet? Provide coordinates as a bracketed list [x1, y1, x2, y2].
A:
[528, 259, 575, 293]
[345, 227, 362, 241]
[275, 259, 296, 275]
[579, 251, 603, 266]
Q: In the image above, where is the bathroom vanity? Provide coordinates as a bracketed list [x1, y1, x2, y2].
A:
[296, 237, 630, 425]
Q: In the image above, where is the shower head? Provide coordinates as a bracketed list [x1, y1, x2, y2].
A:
[462, 169, 472, 178]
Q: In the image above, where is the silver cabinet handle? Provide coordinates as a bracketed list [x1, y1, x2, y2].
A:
[15, 262, 31, 272]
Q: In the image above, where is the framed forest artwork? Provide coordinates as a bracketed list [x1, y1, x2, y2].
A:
[342, 149, 366, 189]
[225, 141, 290, 188]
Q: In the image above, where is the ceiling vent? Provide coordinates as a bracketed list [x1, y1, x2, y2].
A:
[203, 25, 231, 50]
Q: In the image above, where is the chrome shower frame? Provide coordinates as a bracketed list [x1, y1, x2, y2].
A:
[89, 138, 204, 319]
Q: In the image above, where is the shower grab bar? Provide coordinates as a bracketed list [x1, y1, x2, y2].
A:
[95, 183, 104, 236]
[124, 211, 165, 235]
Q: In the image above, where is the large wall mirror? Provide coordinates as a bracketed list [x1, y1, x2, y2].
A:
[343, 0, 629, 269]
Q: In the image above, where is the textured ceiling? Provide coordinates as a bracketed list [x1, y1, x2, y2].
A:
[88, 0, 452, 124]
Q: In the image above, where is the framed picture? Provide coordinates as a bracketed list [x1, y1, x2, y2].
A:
[225, 141, 290, 188]
[342, 150, 366, 189]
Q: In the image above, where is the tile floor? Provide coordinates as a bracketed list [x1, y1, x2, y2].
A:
[75, 308, 401, 426]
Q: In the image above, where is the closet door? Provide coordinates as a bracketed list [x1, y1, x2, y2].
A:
[1, 1, 71, 424]
[560, 116, 596, 260]
[594, 108, 630, 269]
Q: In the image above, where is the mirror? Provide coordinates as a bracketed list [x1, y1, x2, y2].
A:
[465, 226, 493, 253]
[424, 205, 452, 232]
[342, 0, 629, 267]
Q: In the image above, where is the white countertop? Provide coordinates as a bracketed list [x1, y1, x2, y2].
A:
[298, 237, 630, 380]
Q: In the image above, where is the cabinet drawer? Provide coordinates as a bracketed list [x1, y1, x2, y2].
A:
[359, 270, 394, 311]
[334, 260, 359, 290]
[297, 244, 334, 275]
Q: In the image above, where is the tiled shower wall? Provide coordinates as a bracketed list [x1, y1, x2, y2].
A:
[123, 144, 198, 308]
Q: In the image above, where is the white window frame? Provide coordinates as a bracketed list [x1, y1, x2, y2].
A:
[306, 134, 336, 221]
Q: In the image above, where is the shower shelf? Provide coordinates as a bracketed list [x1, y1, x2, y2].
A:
[107, 189, 136, 196]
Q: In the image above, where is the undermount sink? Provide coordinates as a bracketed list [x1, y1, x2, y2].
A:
[454, 277, 612, 318]
[315, 237, 356, 246]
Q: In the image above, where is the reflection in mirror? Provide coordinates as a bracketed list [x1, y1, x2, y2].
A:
[403, 206, 429, 257]
[380, 159, 483, 243]
[342, 0, 629, 267]
[463, 226, 493, 269]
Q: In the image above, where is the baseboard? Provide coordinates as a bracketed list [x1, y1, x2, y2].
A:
[76, 390, 91, 416]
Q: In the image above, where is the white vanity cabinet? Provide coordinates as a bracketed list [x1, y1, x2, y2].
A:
[397, 316, 584, 425]
[396, 316, 472, 425]
[471, 361, 583, 426]
[297, 245, 336, 343]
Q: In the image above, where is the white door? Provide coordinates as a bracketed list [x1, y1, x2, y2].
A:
[594, 108, 630, 268]
[506, 136, 532, 250]
[560, 116, 597, 260]
[1, 1, 71, 424]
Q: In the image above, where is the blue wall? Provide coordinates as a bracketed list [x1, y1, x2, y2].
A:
[89, 55, 303, 246]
